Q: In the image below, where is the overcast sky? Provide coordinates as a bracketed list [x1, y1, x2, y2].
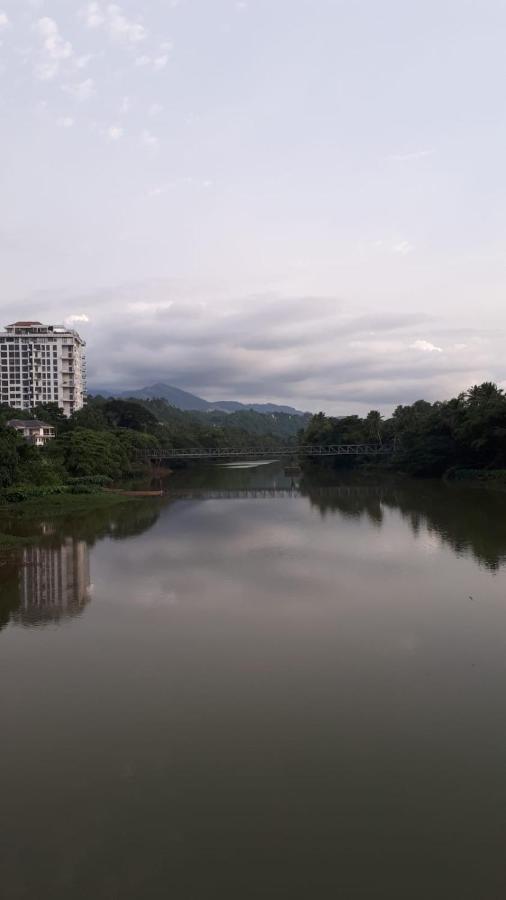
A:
[1, 0, 505, 413]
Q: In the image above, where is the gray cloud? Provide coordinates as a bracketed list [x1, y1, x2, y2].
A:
[3, 280, 501, 415]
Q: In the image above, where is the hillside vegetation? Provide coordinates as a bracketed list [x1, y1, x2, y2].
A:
[0, 396, 302, 500]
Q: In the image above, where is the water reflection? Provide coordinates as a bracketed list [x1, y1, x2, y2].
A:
[298, 477, 506, 571]
[2, 467, 506, 899]
[1, 468, 506, 635]
[13, 538, 91, 626]
[161, 468, 506, 571]
[0, 498, 163, 630]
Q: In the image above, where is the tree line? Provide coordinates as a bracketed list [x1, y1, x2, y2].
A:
[300, 382, 506, 476]
[0, 395, 303, 497]
[1, 382, 506, 498]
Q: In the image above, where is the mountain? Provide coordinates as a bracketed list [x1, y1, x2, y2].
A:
[210, 400, 306, 415]
[120, 382, 211, 411]
[91, 382, 309, 416]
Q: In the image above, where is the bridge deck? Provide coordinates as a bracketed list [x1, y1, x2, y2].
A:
[137, 443, 391, 460]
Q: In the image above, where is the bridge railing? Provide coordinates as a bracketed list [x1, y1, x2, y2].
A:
[135, 443, 392, 459]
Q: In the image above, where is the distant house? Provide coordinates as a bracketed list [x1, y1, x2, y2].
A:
[7, 419, 56, 447]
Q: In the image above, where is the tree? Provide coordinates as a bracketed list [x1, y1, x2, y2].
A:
[31, 402, 69, 433]
[366, 410, 383, 444]
[102, 399, 159, 432]
[465, 382, 504, 407]
[60, 428, 130, 479]
[0, 427, 20, 487]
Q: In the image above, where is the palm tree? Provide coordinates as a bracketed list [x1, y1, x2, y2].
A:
[465, 382, 504, 406]
[366, 409, 383, 444]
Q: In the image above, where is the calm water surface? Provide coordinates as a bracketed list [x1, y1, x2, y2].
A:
[1, 463, 506, 899]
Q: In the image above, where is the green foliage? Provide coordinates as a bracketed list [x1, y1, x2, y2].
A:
[59, 428, 130, 479]
[0, 428, 21, 487]
[135, 397, 309, 442]
[301, 382, 506, 477]
[3, 384, 505, 497]
[102, 399, 159, 431]
[31, 402, 69, 432]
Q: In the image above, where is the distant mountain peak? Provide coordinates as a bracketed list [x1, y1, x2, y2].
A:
[90, 382, 309, 416]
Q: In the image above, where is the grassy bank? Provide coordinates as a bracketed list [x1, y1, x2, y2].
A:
[0, 532, 39, 549]
[444, 468, 506, 489]
[0, 491, 147, 558]
[0, 490, 142, 517]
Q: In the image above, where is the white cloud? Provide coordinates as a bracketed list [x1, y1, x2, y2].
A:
[389, 149, 435, 162]
[107, 4, 146, 43]
[392, 241, 414, 255]
[75, 53, 92, 69]
[147, 185, 167, 197]
[79, 2, 105, 27]
[63, 78, 95, 101]
[57, 116, 74, 128]
[140, 129, 159, 152]
[120, 95, 131, 113]
[0, 11, 10, 30]
[35, 16, 73, 79]
[148, 102, 163, 117]
[410, 340, 443, 353]
[37, 17, 72, 60]
[107, 124, 123, 141]
[80, 3, 146, 42]
[153, 54, 169, 70]
[135, 50, 171, 71]
[65, 313, 90, 324]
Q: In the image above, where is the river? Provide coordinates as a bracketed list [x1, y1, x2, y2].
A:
[1, 462, 506, 899]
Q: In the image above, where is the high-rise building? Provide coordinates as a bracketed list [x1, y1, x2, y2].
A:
[0, 320, 86, 417]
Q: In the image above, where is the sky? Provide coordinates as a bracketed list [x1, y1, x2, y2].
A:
[1, 0, 505, 414]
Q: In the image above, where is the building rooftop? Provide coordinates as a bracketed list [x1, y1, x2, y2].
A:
[7, 321, 44, 327]
[7, 419, 54, 429]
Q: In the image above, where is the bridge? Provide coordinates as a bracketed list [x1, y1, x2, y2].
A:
[136, 443, 392, 461]
[164, 485, 386, 500]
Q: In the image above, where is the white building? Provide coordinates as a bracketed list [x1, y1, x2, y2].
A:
[0, 321, 86, 417]
[7, 419, 56, 446]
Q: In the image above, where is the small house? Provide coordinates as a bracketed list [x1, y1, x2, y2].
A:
[7, 419, 56, 447]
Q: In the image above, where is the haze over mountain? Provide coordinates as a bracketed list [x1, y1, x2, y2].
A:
[90, 382, 309, 416]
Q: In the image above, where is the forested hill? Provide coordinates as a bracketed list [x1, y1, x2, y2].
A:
[96, 381, 308, 416]
[133, 397, 310, 440]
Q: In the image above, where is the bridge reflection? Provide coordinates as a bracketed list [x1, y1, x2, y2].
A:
[164, 486, 380, 499]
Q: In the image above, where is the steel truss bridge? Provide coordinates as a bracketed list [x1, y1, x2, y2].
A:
[137, 443, 392, 461]
[164, 485, 385, 500]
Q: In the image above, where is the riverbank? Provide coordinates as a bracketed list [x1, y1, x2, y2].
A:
[0, 490, 143, 516]
[0, 492, 147, 554]
[445, 468, 506, 487]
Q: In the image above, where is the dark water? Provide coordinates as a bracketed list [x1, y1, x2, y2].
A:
[2, 462, 506, 899]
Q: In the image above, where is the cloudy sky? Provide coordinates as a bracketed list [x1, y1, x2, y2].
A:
[1, 0, 505, 413]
